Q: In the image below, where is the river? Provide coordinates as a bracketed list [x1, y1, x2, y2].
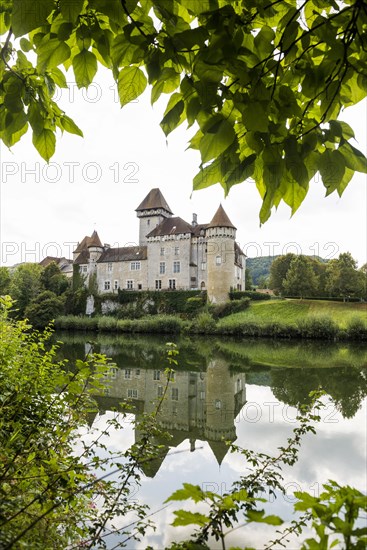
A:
[55, 332, 367, 549]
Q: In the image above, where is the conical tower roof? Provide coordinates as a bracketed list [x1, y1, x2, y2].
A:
[135, 188, 173, 214]
[88, 230, 103, 248]
[208, 204, 236, 229]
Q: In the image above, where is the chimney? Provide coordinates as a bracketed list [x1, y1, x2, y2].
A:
[192, 213, 198, 227]
[104, 243, 110, 249]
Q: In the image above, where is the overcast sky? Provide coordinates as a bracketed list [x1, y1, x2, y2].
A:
[0, 68, 366, 267]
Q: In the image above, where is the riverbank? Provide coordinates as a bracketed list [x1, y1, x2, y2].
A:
[55, 299, 367, 341]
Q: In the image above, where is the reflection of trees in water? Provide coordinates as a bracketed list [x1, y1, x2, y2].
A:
[271, 367, 367, 418]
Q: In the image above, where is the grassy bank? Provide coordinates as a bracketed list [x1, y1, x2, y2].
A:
[55, 299, 367, 341]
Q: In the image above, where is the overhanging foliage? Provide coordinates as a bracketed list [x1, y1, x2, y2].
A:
[1, 0, 367, 221]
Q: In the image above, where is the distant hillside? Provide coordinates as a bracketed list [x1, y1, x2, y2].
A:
[247, 255, 327, 287]
[247, 256, 276, 286]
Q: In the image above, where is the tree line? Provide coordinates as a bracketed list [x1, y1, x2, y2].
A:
[0, 261, 87, 327]
[267, 252, 366, 299]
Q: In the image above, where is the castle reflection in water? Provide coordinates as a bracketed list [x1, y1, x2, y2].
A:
[86, 342, 246, 476]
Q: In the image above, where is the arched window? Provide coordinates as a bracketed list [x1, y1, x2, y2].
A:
[201, 281, 206, 289]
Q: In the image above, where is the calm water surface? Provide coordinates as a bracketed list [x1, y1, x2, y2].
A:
[56, 333, 367, 549]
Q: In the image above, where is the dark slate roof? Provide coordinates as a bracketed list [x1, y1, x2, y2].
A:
[191, 223, 208, 237]
[135, 188, 173, 214]
[74, 231, 103, 253]
[97, 246, 147, 263]
[74, 250, 90, 265]
[146, 216, 193, 237]
[39, 256, 72, 267]
[208, 204, 236, 229]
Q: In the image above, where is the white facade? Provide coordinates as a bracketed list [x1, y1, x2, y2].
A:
[73, 189, 246, 302]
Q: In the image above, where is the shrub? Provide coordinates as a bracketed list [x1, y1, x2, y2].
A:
[230, 290, 271, 301]
[209, 298, 250, 319]
[347, 316, 367, 340]
[54, 315, 98, 331]
[185, 296, 205, 316]
[191, 312, 216, 334]
[97, 316, 118, 331]
[296, 315, 339, 339]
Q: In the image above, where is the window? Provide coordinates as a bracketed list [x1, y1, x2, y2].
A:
[104, 280, 111, 290]
[173, 261, 180, 273]
[130, 261, 141, 270]
[107, 262, 112, 272]
[136, 369, 140, 377]
[174, 246, 179, 256]
[81, 265, 88, 273]
[215, 399, 222, 409]
[172, 387, 179, 401]
[110, 367, 118, 379]
[114, 280, 119, 290]
[138, 283, 142, 290]
[155, 279, 162, 290]
[160, 247, 165, 256]
[200, 391, 205, 400]
[169, 279, 176, 289]
[160, 261, 166, 274]
[153, 370, 161, 381]
[157, 386, 164, 397]
[201, 262, 206, 271]
[147, 219, 150, 226]
[216, 255, 222, 265]
[126, 280, 134, 290]
[127, 389, 138, 398]
[125, 369, 131, 379]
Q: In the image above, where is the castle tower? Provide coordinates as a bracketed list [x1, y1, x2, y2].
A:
[135, 188, 173, 246]
[206, 205, 236, 303]
[87, 230, 104, 275]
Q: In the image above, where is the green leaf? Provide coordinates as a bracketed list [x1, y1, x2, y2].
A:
[160, 93, 185, 136]
[165, 483, 205, 503]
[37, 39, 71, 72]
[111, 35, 144, 67]
[172, 510, 209, 527]
[32, 128, 56, 161]
[200, 118, 236, 163]
[243, 103, 269, 133]
[193, 159, 221, 190]
[118, 66, 147, 107]
[318, 149, 346, 195]
[72, 50, 98, 88]
[60, 0, 84, 23]
[338, 142, 367, 174]
[48, 68, 68, 88]
[60, 115, 83, 137]
[12, 0, 54, 37]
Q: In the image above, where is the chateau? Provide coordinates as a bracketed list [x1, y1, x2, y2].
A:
[73, 188, 246, 303]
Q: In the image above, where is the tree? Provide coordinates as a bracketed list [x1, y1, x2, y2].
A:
[24, 289, 65, 328]
[9, 263, 43, 317]
[269, 253, 296, 294]
[245, 268, 253, 290]
[283, 255, 319, 297]
[1, 1, 367, 222]
[0, 266, 11, 295]
[40, 261, 69, 295]
[326, 252, 364, 298]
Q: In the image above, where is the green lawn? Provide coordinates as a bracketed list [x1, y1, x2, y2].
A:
[224, 299, 367, 328]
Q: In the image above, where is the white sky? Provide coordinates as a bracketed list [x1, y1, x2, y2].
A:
[0, 68, 366, 266]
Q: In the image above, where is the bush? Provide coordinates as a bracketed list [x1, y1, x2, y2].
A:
[185, 296, 205, 315]
[209, 298, 250, 319]
[347, 316, 367, 340]
[97, 316, 118, 331]
[296, 315, 339, 339]
[190, 312, 216, 334]
[55, 315, 98, 331]
[230, 290, 271, 301]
